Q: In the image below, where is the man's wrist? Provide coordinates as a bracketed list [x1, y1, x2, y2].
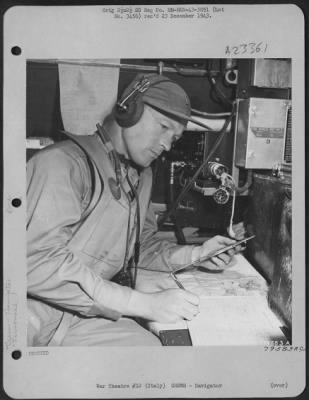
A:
[169, 245, 196, 268]
[125, 290, 151, 319]
[191, 245, 202, 263]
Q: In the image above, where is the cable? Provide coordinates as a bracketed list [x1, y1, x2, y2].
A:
[158, 102, 237, 229]
[209, 76, 234, 106]
[227, 188, 237, 238]
[191, 108, 232, 118]
[173, 64, 209, 77]
[120, 178, 133, 274]
[96, 123, 139, 288]
[169, 163, 186, 245]
[96, 123, 122, 190]
[126, 175, 141, 289]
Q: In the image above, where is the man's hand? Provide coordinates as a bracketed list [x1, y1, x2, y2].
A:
[192, 235, 241, 270]
[147, 289, 200, 323]
[126, 289, 200, 323]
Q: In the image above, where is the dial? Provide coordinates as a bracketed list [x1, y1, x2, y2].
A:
[213, 187, 230, 204]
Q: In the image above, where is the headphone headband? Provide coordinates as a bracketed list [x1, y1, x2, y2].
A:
[116, 79, 150, 109]
[116, 76, 172, 111]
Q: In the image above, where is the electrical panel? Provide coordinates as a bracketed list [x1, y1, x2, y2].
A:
[234, 98, 291, 169]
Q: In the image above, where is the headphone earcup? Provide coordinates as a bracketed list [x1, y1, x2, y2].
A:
[113, 98, 144, 128]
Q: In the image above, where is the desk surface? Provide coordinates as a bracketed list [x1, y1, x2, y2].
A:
[135, 254, 286, 345]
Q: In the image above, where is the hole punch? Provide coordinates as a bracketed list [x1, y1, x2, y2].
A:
[12, 198, 22, 208]
[11, 350, 22, 360]
[11, 46, 22, 56]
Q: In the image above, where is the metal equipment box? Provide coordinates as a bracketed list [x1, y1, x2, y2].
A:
[234, 98, 291, 169]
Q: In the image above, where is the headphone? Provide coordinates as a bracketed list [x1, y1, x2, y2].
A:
[113, 74, 214, 131]
[113, 75, 182, 128]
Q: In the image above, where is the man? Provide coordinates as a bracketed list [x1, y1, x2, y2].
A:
[27, 73, 240, 346]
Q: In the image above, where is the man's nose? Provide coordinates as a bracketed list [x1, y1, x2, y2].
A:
[160, 136, 172, 152]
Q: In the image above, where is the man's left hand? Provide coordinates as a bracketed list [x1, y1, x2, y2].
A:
[192, 235, 240, 271]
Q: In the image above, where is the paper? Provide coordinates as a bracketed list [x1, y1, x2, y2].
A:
[188, 295, 285, 346]
[177, 253, 269, 297]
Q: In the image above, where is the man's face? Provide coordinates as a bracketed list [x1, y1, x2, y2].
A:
[122, 105, 185, 167]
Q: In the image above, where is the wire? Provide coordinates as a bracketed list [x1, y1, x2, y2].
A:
[227, 188, 237, 238]
[96, 123, 122, 188]
[169, 164, 186, 245]
[209, 76, 234, 106]
[217, 172, 237, 237]
[191, 108, 232, 118]
[96, 123, 139, 288]
[126, 175, 141, 289]
[173, 64, 209, 77]
[158, 102, 237, 229]
[119, 179, 132, 273]
[178, 170, 187, 188]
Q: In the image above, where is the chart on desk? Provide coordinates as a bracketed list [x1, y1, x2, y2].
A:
[176, 253, 269, 297]
[187, 295, 285, 346]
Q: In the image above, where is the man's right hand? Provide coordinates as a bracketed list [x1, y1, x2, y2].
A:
[126, 289, 200, 323]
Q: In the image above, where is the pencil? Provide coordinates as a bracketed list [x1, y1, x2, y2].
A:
[173, 235, 256, 274]
[170, 272, 185, 290]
